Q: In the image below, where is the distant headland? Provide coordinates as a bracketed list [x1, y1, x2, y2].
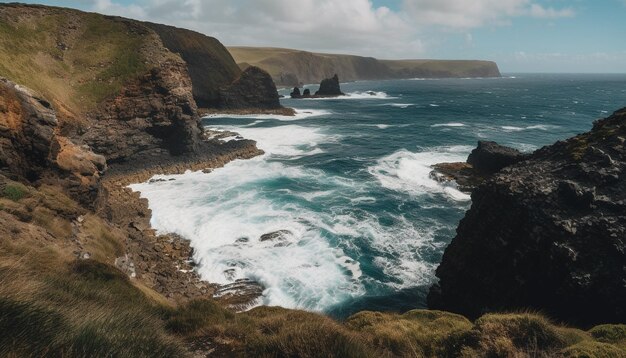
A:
[228, 46, 502, 87]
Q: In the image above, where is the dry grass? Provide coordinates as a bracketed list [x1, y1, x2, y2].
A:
[0, 5, 148, 124]
[0, 180, 624, 357]
[346, 309, 472, 357]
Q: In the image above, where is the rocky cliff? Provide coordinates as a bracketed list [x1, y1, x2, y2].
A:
[144, 22, 242, 109]
[217, 66, 282, 110]
[229, 46, 501, 86]
[429, 109, 626, 326]
[0, 4, 285, 167]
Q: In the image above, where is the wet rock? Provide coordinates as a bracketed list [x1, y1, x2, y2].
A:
[430, 141, 525, 192]
[260, 230, 293, 247]
[213, 278, 264, 312]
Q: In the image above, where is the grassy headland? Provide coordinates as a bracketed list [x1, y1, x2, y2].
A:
[228, 46, 501, 87]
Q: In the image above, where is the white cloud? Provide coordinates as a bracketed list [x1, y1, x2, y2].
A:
[401, 0, 575, 29]
[93, 0, 146, 19]
[529, 4, 575, 19]
[83, 0, 577, 59]
[402, 0, 530, 29]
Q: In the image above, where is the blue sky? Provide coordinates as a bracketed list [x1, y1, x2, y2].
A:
[4, 0, 626, 73]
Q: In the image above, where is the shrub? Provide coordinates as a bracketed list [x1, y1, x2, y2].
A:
[589, 325, 626, 345]
[466, 313, 569, 357]
[560, 341, 625, 358]
[2, 183, 29, 201]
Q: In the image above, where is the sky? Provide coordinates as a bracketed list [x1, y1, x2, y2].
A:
[3, 0, 626, 73]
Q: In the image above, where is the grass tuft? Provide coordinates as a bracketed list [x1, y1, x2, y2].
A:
[2, 183, 29, 201]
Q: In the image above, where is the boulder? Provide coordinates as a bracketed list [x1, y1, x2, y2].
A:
[466, 141, 524, 173]
[430, 141, 526, 192]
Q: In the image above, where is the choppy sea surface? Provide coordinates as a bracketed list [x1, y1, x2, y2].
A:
[130, 74, 626, 318]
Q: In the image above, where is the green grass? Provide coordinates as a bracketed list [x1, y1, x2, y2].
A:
[590, 325, 626, 346]
[2, 183, 29, 201]
[0, 6, 149, 118]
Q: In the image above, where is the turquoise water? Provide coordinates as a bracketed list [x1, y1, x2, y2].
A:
[131, 74, 626, 317]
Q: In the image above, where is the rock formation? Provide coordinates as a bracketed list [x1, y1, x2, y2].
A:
[429, 109, 626, 326]
[431, 141, 526, 192]
[467, 141, 524, 173]
[290, 75, 345, 100]
[315, 74, 344, 97]
[0, 78, 105, 203]
[290, 87, 302, 99]
[145, 22, 241, 108]
[218, 66, 282, 110]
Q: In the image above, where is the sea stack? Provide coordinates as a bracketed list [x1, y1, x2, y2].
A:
[315, 74, 344, 97]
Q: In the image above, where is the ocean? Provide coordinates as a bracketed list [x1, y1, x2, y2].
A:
[130, 74, 626, 318]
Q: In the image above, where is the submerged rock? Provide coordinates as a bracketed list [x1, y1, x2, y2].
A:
[428, 108, 626, 326]
[259, 230, 293, 247]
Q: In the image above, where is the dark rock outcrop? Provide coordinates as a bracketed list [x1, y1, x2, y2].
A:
[315, 74, 344, 97]
[290, 87, 302, 99]
[145, 22, 241, 108]
[290, 75, 345, 100]
[467, 141, 524, 173]
[429, 109, 626, 326]
[218, 66, 282, 110]
[431, 141, 526, 192]
[85, 62, 202, 164]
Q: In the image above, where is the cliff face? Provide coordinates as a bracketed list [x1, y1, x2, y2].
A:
[0, 4, 283, 166]
[0, 78, 106, 203]
[145, 22, 242, 108]
[228, 47, 501, 86]
[429, 109, 626, 326]
[217, 66, 281, 110]
[381, 59, 501, 79]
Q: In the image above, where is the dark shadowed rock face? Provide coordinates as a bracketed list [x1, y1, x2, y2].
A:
[218, 66, 281, 110]
[315, 74, 344, 97]
[290, 87, 301, 99]
[85, 62, 202, 163]
[145, 22, 242, 109]
[429, 109, 626, 326]
[467, 141, 524, 173]
[431, 141, 526, 192]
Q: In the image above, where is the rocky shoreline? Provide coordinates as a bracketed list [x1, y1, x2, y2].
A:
[99, 138, 266, 308]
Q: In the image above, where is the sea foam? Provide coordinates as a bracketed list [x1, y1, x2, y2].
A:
[368, 146, 473, 201]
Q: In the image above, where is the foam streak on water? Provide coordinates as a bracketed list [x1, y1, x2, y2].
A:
[132, 75, 626, 315]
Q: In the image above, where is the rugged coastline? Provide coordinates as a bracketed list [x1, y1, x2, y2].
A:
[1, 3, 625, 357]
